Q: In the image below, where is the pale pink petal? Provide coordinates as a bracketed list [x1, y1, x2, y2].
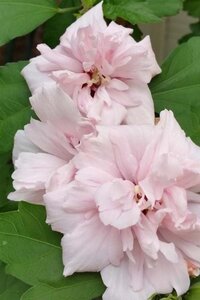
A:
[136, 35, 161, 79]
[45, 189, 86, 234]
[62, 215, 123, 276]
[112, 35, 161, 82]
[188, 202, 200, 219]
[74, 133, 121, 178]
[107, 80, 149, 107]
[101, 252, 155, 300]
[9, 153, 65, 204]
[75, 87, 93, 116]
[37, 44, 82, 72]
[44, 163, 85, 234]
[8, 189, 44, 204]
[163, 187, 188, 224]
[123, 83, 154, 125]
[109, 125, 154, 182]
[108, 78, 129, 91]
[46, 162, 76, 193]
[134, 214, 160, 259]
[12, 130, 40, 162]
[146, 252, 190, 296]
[159, 241, 179, 263]
[60, 2, 106, 42]
[45, 179, 97, 234]
[14, 153, 65, 188]
[95, 179, 140, 229]
[106, 21, 133, 38]
[30, 82, 80, 125]
[75, 167, 114, 187]
[25, 119, 75, 160]
[30, 82, 94, 139]
[52, 69, 89, 97]
[156, 110, 190, 157]
[121, 228, 134, 252]
[160, 229, 200, 264]
[21, 56, 54, 93]
[99, 101, 127, 125]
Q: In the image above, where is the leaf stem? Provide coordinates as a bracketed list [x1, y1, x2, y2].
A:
[57, 6, 81, 14]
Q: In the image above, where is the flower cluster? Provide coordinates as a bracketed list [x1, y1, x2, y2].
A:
[9, 3, 200, 300]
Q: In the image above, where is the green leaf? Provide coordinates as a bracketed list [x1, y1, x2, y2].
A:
[184, 283, 200, 299]
[0, 202, 105, 299]
[179, 22, 200, 44]
[103, 0, 183, 25]
[21, 273, 105, 300]
[0, 61, 32, 154]
[0, 261, 29, 299]
[150, 37, 200, 145]
[0, 0, 58, 46]
[0, 202, 63, 285]
[184, 0, 200, 18]
[44, 0, 80, 48]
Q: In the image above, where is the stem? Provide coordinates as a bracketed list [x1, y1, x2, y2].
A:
[57, 6, 81, 14]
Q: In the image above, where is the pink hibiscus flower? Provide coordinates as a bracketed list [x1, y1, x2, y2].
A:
[44, 110, 200, 299]
[22, 2, 161, 125]
[8, 83, 94, 204]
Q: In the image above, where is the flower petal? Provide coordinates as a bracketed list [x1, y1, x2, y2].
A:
[13, 130, 40, 162]
[62, 215, 123, 276]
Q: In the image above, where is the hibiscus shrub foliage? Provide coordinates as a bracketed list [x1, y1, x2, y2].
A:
[0, 0, 200, 300]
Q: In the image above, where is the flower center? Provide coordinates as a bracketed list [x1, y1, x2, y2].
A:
[86, 66, 110, 97]
[133, 185, 150, 215]
[133, 185, 162, 214]
[134, 185, 143, 202]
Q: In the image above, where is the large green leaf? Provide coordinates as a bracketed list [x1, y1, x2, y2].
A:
[21, 274, 105, 300]
[0, 202, 63, 285]
[0, 261, 29, 299]
[103, 0, 183, 24]
[150, 37, 200, 145]
[184, 0, 200, 18]
[184, 283, 200, 299]
[0, 202, 105, 299]
[0, 61, 32, 154]
[0, 0, 58, 46]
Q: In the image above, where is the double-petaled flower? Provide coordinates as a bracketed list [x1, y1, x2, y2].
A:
[43, 110, 200, 300]
[22, 3, 160, 126]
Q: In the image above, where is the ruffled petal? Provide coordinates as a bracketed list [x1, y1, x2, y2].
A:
[25, 119, 75, 160]
[21, 56, 54, 93]
[62, 215, 123, 276]
[60, 2, 106, 42]
[9, 153, 65, 204]
[101, 251, 155, 300]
